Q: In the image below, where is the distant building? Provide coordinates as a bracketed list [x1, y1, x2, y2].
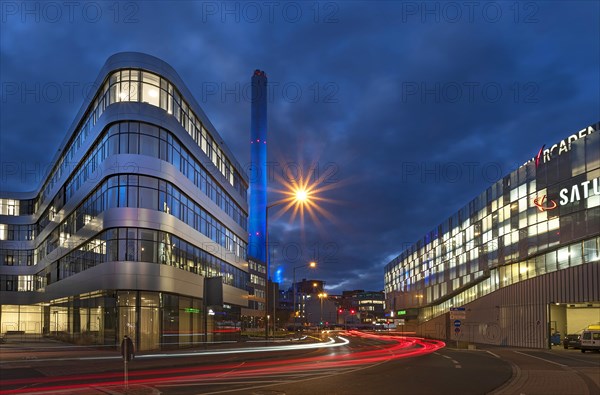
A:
[290, 279, 325, 323]
[339, 290, 385, 326]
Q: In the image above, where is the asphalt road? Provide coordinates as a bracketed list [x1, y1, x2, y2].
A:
[0, 332, 449, 394]
[208, 348, 512, 395]
[0, 332, 531, 395]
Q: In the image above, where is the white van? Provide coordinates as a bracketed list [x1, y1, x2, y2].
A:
[580, 330, 600, 352]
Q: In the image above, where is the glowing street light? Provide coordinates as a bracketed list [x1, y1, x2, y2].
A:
[265, 186, 316, 339]
[318, 292, 328, 330]
[295, 189, 308, 202]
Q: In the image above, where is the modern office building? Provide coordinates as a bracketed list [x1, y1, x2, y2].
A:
[0, 52, 254, 350]
[385, 122, 600, 348]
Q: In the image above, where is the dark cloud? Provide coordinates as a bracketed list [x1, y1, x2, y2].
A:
[1, 1, 598, 292]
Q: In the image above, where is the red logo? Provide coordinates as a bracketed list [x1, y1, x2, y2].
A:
[535, 145, 545, 168]
[533, 195, 557, 212]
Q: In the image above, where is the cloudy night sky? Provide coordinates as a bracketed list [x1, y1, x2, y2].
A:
[1, 1, 599, 292]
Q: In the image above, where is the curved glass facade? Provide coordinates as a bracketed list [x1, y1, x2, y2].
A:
[0, 53, 254, 349]
[385, 122, 600, 323]
[33, 227, 249, 291]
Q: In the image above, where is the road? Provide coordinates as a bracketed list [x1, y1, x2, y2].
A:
[1, 331, 597, 394]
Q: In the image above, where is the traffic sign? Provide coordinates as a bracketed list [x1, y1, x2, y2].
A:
[455, 327, 461, 334]
[450, 307, 466, 320]
[453, 319, 462, 327]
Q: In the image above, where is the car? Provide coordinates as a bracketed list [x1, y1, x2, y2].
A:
[580, 330, 600, 353]
[563, 334, 581, 349]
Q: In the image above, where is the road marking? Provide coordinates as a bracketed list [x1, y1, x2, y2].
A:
[485, 350, 501, 359]
[455, 364, 462, 369]
[553, 353, 600, 366]
[513, 351, 567, 367]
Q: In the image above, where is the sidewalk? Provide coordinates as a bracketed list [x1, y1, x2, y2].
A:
[475, 346, 600, 395]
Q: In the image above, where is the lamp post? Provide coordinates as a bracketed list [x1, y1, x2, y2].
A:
[265, 189, 312, 339]
[318, 292, 327, 330]
[292, 261, 316, 331]
[53, 310, 58, 336]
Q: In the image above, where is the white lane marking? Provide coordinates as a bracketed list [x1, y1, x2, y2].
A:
[486, 350, 501, 358]
[513, 351, 567, 367]
[552, 353, 600, 366]
[455, 364, 462, 369]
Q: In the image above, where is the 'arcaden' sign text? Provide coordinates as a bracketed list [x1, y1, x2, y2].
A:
[541, 124, 597, 164]
[524, 122, 599, 168]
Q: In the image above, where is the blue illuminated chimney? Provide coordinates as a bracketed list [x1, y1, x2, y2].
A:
[248, 70, 267, 263]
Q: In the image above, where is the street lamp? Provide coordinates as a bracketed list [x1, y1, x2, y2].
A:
[53, 310, 58, 336]
[292, 261, 316, 331]
[318, 292, 328, 330]
[265, 188, 311, 339]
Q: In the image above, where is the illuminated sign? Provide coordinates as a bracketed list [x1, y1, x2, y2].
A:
[533, 178, 600, 210]
[397, 310, 407, 316]
[185, 308, 200, 314]
[541, 124, 596, 165]
[535, 145, 545, 168]
[533, 195, 557, 212]
[525, 123, 598, 168]
[559, 177, 600, 205]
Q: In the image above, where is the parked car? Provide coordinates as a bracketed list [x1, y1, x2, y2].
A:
[563, 334, 581, 349]
[580, 330, 600, 353]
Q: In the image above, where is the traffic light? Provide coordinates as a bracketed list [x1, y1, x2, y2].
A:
[350, 309, 356, 314]
[338, 308, 344, 314]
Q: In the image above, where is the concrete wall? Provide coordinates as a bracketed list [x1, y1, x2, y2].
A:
[413, 263, 599, 348]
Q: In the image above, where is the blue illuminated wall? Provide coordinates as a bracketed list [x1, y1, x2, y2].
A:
[248, 70, 268, 263]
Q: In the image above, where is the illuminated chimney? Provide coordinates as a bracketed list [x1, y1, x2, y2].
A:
[248, 70, 267, 263]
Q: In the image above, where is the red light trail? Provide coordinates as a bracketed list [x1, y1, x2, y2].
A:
[0, 333, 444, 394]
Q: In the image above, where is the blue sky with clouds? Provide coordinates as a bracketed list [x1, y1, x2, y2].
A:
[1, 1, 598, 291]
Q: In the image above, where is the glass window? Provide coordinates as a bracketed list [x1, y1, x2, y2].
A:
[546, 250, 557, 272]
[583, 239, 599, 262]
[569, 243, 583, 267]
[139, 188, 158, 210]
[142, 82, 160, 107]
[557, 247, 570, 269]
[586, 133, 600, 171]
[139, 134, 158, 158]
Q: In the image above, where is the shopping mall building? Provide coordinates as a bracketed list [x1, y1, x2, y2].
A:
[0, 53, 259, 350]
[385, 122, 600, 348]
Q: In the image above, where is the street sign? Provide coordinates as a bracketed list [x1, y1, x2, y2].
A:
[455, 327, 461, 334]
[450, 307, 466, 320]
[453, 319, 461, 327]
